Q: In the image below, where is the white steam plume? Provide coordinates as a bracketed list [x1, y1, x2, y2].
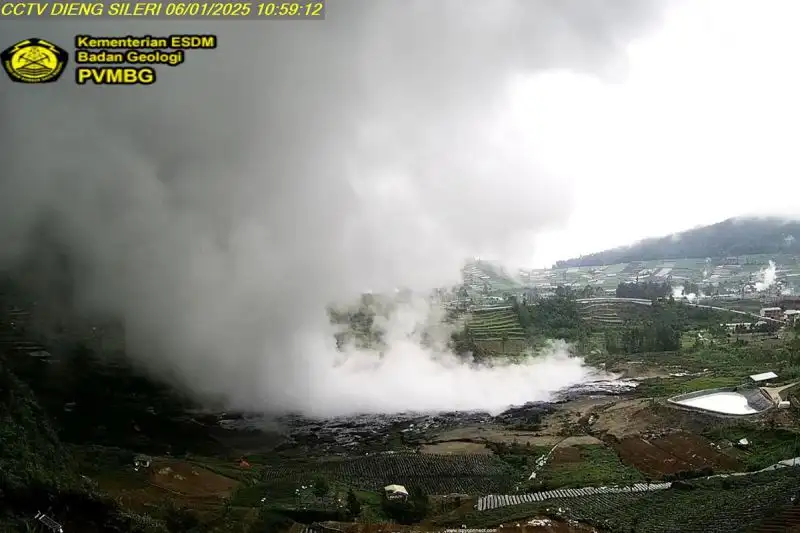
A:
[672, 286, 700, 302]
[0, 2, 670, 416]
[755, 260, 777, 291]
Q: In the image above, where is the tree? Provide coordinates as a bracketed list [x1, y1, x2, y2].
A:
[346, 489, 361, 519]
[553, 218, 800, 267]
[683, 281, 700, 295]
[251, 508, 293, 533]
[708, 322, 727, 339]
[555, 285, 575, 299]
[409, 486, 429, 519]
[616, 281, 671, 300]
[164, 505, 201, 531]
[500, 331, 509, 354]
[380, 487, 429, 524]
[312, 477, 329, 498]
[595, 286, 606, 297]
[788, 335, 800, 364]
[604, 330, 621, 354]
[580, 284, 594, 298]
[458, 285, 469, 300]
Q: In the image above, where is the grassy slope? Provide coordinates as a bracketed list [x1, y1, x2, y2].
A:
[0, 362, 78, 493]
[555, 217, 800, 267]
[535, 445, 644, 490]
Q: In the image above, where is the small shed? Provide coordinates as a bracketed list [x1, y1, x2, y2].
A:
[750, 371, 778, 385]
[383, 484, 408, 500]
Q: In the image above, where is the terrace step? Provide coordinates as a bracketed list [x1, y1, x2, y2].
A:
[471, 337, 526, 341]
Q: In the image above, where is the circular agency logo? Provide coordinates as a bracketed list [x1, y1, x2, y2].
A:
[1, 38, 68, 83]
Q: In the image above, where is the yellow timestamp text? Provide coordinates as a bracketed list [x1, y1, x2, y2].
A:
[150, 0, 324, 18]
[164, 2, 250, 16]
[256, 1, 323, 17]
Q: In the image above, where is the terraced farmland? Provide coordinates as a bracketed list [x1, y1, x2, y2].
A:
[612, 432, 741, 479]
[467, 309, 526, 340]
[260, 453, 517, 495]
[446, 469, 800, 533]
[466, 309, 528, 353]
[576, 300, 650, 326]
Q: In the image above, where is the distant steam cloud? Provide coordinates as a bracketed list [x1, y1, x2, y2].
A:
[0, 2, 669, 416]
[672, 285, 701, 302]
[755, 260, 777, 292]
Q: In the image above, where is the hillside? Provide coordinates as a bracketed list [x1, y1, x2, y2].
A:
[0, 358, 162, 532]
[555, 217, 800, 268]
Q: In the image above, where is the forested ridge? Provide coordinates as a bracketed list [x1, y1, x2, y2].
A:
[555, 217, 800, 268]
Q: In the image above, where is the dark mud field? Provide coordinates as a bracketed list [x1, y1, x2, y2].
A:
[212, 378, 638, 455]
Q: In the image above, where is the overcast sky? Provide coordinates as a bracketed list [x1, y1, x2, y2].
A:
[507, 0, 800, 267]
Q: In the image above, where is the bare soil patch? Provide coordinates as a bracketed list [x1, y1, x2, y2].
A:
[506, 436, 601, 447]
[149, 458, 240, 499]
[94, 475, 172, 514]
[420, 441, 491, 455]
[95, 465, 234, 514]
[610, 362, 675, 380]
[534, 397, 618, 436]
[612, 431, 741, 478]
[590, 399, 660, 438]
[652, 432, 741, 471]
[428, 426, 600, 448]
[612, 436, 694, 477]
[555, 396, 619, 417]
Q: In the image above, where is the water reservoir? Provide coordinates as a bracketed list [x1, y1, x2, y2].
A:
[668, 387, 773, 416]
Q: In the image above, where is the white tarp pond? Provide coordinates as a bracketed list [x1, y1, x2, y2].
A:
[673, 391, 758, 415]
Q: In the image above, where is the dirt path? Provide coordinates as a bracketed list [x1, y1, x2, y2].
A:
[762, 382, 798, 403]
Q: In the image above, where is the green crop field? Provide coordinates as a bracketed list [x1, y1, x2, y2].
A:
[467, 309, 526, 340]
[530, 445, 645, 490]
[437, 469, 800, 533]
[576, 300, 651, 326]
[465, 309, 530, 354]
[252, 454, 518, 499]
